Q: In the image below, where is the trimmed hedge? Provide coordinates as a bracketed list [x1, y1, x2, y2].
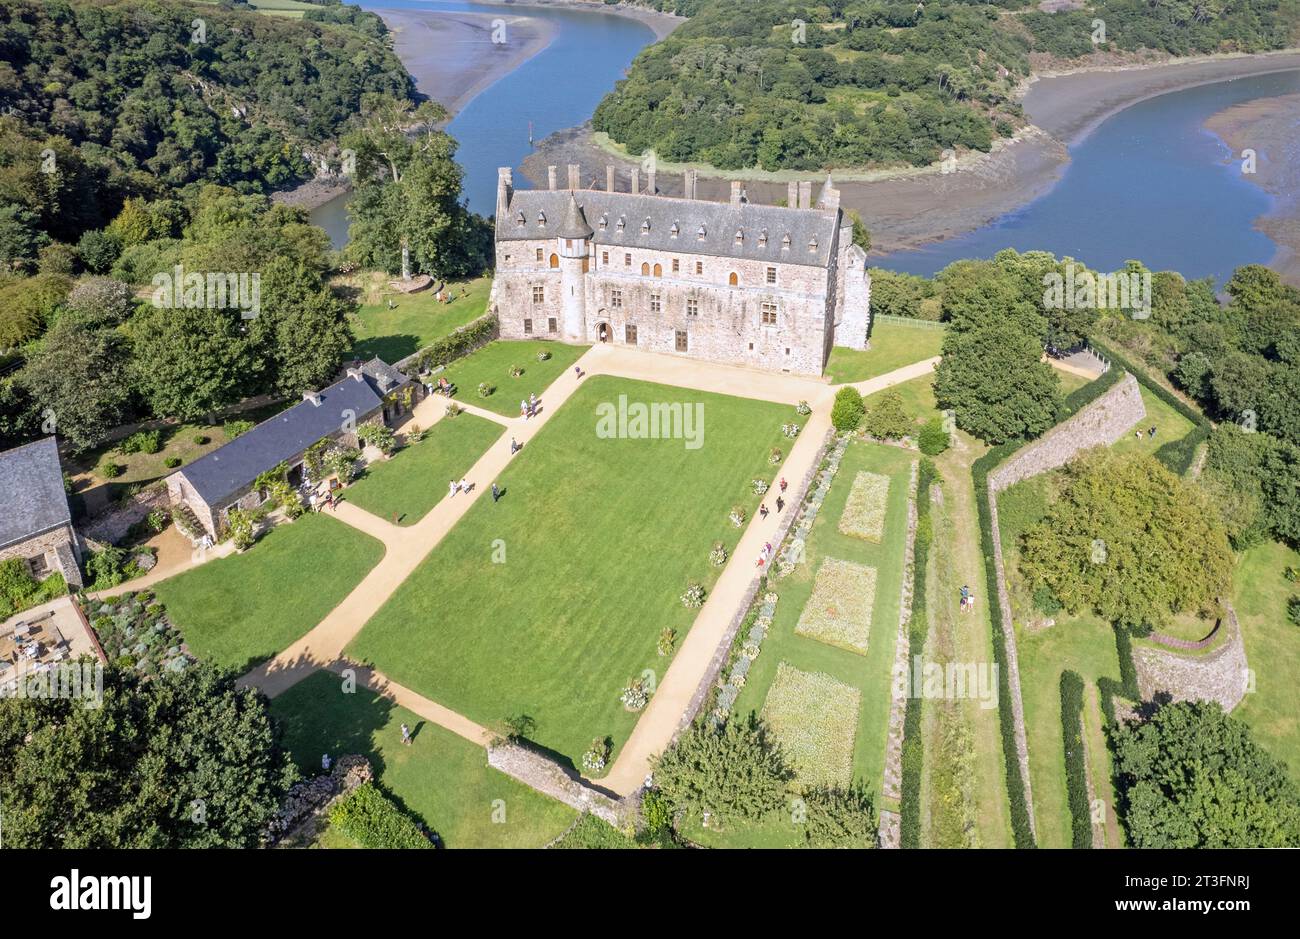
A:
[899, 458, 937, 848]
[1060, 670, 1091, 849]
[413, 313, 499, 373]
[970, 362, 1124, 848]
[327, 783, 433, 849]
[1088, 338, 1212, 475]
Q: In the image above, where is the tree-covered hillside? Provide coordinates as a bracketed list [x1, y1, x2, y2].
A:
[594, 0, 1299, 172]
[0, 0, 413, 246]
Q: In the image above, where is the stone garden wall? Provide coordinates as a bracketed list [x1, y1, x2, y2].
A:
[1134, 603, 1250, 713]
[487, 742, 626, 826]
[79, 483, 169, 546]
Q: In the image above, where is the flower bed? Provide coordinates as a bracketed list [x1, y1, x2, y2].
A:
[838, 471, 890, 542]
[795, 557, 876, 655]
[760, 662, 861, 789]
[86, 590, 193, 678]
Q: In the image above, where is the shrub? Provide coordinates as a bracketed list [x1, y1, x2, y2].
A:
[477, 381, 494, 398]
[0, 558, 66, 618]
[145, 508, 170, 533]
[192, 434, 210, 445]
[862, 391, 911, 440]
[328, 783, 432, 849]
[582, 737, 611, 773]
[657, 627, 676, 656]
[1060, 670, 1091, 849]
[356, 423, 396, 455]
[227, 508, 257, 550]
[728, 505, 747, 527]
[508, 364, 524, 378]
[100, 460, 124, 478]
[641, 789, 673, 834]
[802, 783, 879, 848]
[681, 582, 706, 608]
[414, 314, 499, 372]
[781, 422, 801, 439]
[85, 546, 134, 590]
[830, 386, 865, 432]
[163, 456, 182, 469]
[918, 416, 950, 455]
[752, 478, 769, 496]
[620, 678, 650, 711]
[223, 419, 253, 439]
[1288, 596, 1300, 628]
[446, 402, 464, 417]
[768, 447, 783, 465]
[709, 541, 728, 566]
[121, 430, 161, 454]
[795, 400, 811, 416]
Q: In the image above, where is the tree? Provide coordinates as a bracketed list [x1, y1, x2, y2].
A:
[128, 304, 257, 420]
[846, 209, 871, 252]
[652, 712, 792, 826]
[250, 258, 354, 396]
[1019, 449, 1233, 630]
[918, 415, 950, 455]
[0, 272, 73, 349]
[0, 203, 48, 270]
[801, 783, 878, 848]
[1112, 701, 1300, 848]
[933, 324, 1060, 444]
[862, 390, 911, 439]
[830, 385, 865, 432]
[0, 663, 296, 847]
[62, 276, 137, 327]
[19, 319, 131, 451]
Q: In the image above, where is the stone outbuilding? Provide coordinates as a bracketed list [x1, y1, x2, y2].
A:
[0, 437, 83, 589]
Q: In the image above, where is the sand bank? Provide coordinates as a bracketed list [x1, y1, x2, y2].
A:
[1204, 93, 1300, 287]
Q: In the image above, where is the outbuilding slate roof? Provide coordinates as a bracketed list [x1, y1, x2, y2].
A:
[498, 189, 842, 268]
[0, 437, 71, 550]
[177, 373, 386, 506]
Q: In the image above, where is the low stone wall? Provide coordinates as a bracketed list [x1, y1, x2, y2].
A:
[1134, 603, 1250, 713]
[987, 373, 1145, 494]
[487, 742, 626, 827]
[79, 484, 169, 546]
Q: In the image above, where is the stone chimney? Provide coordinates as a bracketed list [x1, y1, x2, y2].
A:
[798, 180, 812, 210]
[683, 169, 697, 200]
[730, 181, 743, 205]
[606, 165, 615, 192]
[816, 173, 840, 211]
[346, 366, 365, 383]
[787, 181, 799, 208]
[547, 165, 558, 190]
[303, 390, 322, 406]
[630, 167, 639, 195]
[647, 167, 656, 196]
[567, 163, 580, 190]
[496, 167, 514, 218]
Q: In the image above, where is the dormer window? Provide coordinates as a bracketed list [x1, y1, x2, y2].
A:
[808, 236, 818, 253]
[514, 211, 526, 227]
[616, 216, 626, 232]
[734, 229, 744, 246]
[537, 211, 546, 227]
[641, 217, 651, 234]
[759, 229, 768, 247]
[697, 224, 707, 241]
[781, 233, 791, 251]
[670, 222, 679, 238]
[599, 214, 608, 231]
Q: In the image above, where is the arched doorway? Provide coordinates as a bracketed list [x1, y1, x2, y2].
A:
[549, 253, 559, 269]
[597, 322, 611, 343]
[640, 262, 650, 275]
[653, 263, 662, 277]
[728, 271, 739, 286]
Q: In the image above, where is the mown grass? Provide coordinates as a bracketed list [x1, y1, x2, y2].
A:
[349, 276, 492, 363]
[443, 340, 589, 417]
[825, 320, 945, 384]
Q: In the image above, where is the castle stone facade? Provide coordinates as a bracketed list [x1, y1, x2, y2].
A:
[490, 165, 870, 376]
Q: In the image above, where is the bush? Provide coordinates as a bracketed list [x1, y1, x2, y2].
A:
[681, 582, 706, 608]
[227, 508, 257, 550]
[223, 419, 253, 439]
[100, 460, 124, 478]
[918, 416, 950, 455]
[356, 423, 396, 455]
[1060, 670, 1091, 849]
[415, 314, 499, 372]
[802, 783, 879, 848]
[508, 364, 524, 378]
[163, 456, 182, 469]
[620, 678, 650, 710]
[328, 784, 432, 849]
[657, 627, 676, 656]
[121, 430, 161, 454]
[0, 558, 66, 618]
[862, 391, 911, 440]
[709, 541, 728, 567]
[192, 434, 210, 445]
[641, 789, 673, 835]
[536, 349, 551, 361]
[768, 447, 783, 465]
[1288, 596, 1300, 628]
[582, 737, 611, 773]
[831, 386, 865, 432]
[477, 381, 494, 398]
[85, 546, 135, 590]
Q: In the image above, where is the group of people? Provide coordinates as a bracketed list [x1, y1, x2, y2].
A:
[755, 541, 775, 568]
[959, 584, 976, 614]
[521, 393, 540, 420]
[1135, 425, 1158, 440]
[448, 477, 472, 498]
[307, 489, 338, 512]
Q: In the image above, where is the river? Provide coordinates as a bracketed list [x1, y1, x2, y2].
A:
[313, 5, 1297, 286]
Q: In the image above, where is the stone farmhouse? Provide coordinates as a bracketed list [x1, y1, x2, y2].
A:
[490, 164, 871, 376]
[0, 437, 83, 590]
[166, 358, 419, 539]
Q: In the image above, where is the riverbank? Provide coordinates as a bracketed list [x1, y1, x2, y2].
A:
[525, 50, 1300, 258]
[472, 0, 683, 42]
[1204, 93, 1300, 287]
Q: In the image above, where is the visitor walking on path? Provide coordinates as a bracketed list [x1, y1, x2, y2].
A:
[574, 365, 584, 379]
[510, 437, 520, 455]
[521, 400, 529, 420]
[401, 723, 412, 746]
[491, 483, 501, 503]
[776, 495, 785, 513]
[779, 477, 788, 493]
[759, 503, 769, 520]
[458, 477, 470, 494]
[449, 479, 459, 499]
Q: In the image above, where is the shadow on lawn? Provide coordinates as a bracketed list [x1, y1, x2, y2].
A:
[351, 332, 424, 363]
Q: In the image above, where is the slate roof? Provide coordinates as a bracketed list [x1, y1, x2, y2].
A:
[0, 437, 71, 550]
[358, 357, 408, 394]
[177, 373, 386, 507]
[498, 189, 842, 268]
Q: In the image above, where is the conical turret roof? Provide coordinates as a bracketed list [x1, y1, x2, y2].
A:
[557, 192, 594, 239]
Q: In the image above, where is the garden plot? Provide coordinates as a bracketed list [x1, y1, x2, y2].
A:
[761, 662, 862, 789]
[839, 470, 890, 542]
[795, 557, 877, 655]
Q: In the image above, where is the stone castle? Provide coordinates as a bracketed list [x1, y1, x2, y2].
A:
[489, 164, 871, 376]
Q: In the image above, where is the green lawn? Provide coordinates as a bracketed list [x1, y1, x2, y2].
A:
[271, 669, 575, 848]
[861, 371, 940, 433]
[443, 340, 589, 417]
[1232, 540, 1300, 784]
[350, 276, 492, 363]
[1111, 384, 1195, 457]
[154, 514, 385, 671]
[342, 413, 504, 525]
[1055, 369, 1092, 396]
[686, 441, 916, 848]
[349, 376, 795, 767]
[997, 476, 1122, 848]
[824, 319, 945, 384]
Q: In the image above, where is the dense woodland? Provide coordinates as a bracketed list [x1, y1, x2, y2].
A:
[596, 0, 1300, 171]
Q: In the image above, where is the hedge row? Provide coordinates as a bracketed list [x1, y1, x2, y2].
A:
[1059, 670, 1091, 849]
[970, 362, 1126, 848]
[410, 313, 500, 373]
[328, 783, 433, 849]
[899, 457, 937, 848]
[1088, 337, 1212, 475]
[1098, 624, 1141, 726]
